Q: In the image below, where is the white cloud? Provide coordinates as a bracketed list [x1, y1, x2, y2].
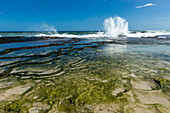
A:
[136, 3, 157, 8]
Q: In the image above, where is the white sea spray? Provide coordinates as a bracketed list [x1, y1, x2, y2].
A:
[104, 16, 128, 38]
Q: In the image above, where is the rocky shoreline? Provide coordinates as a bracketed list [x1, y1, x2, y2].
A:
[0, 38, 169, 112]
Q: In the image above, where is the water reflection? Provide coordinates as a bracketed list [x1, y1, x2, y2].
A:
[103, 44, 127, 55]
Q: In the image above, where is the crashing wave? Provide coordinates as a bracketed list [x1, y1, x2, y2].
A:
[35, 32, 106, 38]
[104, 16, 128, 38]
[42, 23, 58, 34]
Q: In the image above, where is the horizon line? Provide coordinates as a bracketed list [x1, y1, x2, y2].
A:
[0, 30, 170, 32]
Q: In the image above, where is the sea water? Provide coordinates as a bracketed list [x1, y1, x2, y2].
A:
[0, 17, 170, 112]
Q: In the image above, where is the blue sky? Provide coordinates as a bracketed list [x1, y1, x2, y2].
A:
[0, 0, 170, 31]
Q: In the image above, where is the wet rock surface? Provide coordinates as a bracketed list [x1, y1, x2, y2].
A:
[0, 38, 170, 112]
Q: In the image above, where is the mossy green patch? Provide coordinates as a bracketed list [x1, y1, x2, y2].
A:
[4, 100, 28, 113]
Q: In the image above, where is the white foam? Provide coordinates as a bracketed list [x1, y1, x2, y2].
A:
[104, 16, 128, 38]
[35, 34, 48, 37]
[42, 23, 58, 34]
[127, 31, 170, 38]
[35, 32, 106, 38]
[34, 30, 170, 39]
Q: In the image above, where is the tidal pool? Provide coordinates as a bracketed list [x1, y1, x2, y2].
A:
[0, 37, 170, 113]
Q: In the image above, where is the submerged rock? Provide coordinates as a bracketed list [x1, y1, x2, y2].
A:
[0, 85, 31, 101]
[112, 88, 125, 96]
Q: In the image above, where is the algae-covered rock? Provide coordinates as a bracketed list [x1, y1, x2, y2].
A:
[4, 100, 28, 113]
[75, 86, 111, 105]
[57, 100, 75, 113]
[29, 102, 51, 113]
[154, 77, 170, 92]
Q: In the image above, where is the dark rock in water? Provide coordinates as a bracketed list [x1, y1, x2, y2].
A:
[0, 36, 67, 44]
[118, 34, 127, 37]
[131, 31, 137, 33]
[142, 36, 159, 38]
[148, 36, 159, 38]
[141, 31, 147, 33]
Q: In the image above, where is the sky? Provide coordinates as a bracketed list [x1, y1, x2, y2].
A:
[0, 0, 170, 31]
